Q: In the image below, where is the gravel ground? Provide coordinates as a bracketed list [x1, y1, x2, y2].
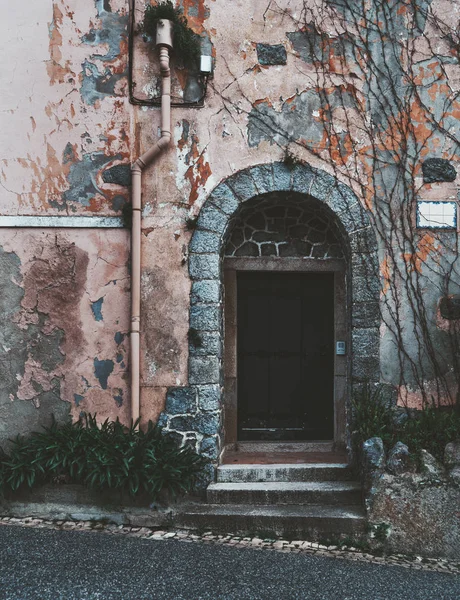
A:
[0, 518, 459, 600]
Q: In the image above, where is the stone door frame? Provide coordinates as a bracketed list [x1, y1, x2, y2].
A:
[158, 162, 380, 470]
[223, 257, 348, 449]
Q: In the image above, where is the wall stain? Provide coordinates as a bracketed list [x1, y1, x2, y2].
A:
[91, 297, 104, 321]
[94, 358, 114, 390]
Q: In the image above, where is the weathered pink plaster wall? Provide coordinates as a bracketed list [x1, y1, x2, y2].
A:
[1, 229, 130, 423]
[0, 0, 132, 216]
[2, 0, 460, 440]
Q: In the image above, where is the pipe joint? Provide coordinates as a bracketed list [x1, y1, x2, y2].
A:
[155, 19, 173, 51]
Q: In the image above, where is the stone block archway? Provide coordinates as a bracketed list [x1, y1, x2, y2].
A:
[158, 162, 380, 473]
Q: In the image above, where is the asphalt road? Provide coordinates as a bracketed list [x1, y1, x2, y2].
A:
[0, 524, 458, 600]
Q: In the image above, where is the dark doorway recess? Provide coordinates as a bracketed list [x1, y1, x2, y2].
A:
[237, 272, 334, 441]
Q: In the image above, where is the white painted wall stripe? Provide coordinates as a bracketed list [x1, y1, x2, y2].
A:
[0, 216, 125, 228]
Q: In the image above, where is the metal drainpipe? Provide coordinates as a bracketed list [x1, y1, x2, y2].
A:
[130, 19, 173, 424]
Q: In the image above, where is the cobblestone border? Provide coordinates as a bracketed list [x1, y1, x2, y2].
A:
[1, 516, 458, 575]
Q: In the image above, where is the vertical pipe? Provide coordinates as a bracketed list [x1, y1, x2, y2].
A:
[130, 21, 173, 426]
[130, 166, 142, 424]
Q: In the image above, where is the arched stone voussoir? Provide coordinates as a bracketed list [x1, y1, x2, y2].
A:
[272, 161, 293, 191]
[325, 182, 359, 215]
[208, 182, 240, 216]
[309, 170, 337, 202]
[226, 170, 259, 202]
[249, 163, 275, 195]
[337, 202, 369, 234]
[290, 163, 316, 194]
[195, 203, 228, 234]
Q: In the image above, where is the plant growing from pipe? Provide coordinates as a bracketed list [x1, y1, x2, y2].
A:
[142, 1, 201, 70]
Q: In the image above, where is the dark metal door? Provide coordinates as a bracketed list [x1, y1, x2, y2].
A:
[237, 272, 334, 441]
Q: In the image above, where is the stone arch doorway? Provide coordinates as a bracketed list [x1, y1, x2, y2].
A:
[159, 162, 380, 464]
[223, 192, 348, 446]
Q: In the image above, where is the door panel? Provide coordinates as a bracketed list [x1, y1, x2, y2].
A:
[237, 272, 334, 441]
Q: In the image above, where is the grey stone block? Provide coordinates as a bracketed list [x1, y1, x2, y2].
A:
[291, 164, 314, 194]
[164, 430, 185, 447]
[195, 462, 217, 490]
[165, 387, 197, 415]
[352, 356, 380, 381]
[445, 441, 460, 469]
[197, 384, 221, 412]
[200, 435, 220, 459]
[189, 305, 220, 332]
[189, 331, 222, 357]
[209, 183, 240, 215]
[195, 412, 221, 436]
[189, 356, 220, 385]
[352, 327, 380, 357]
[102, 164, 131, 186]
[183, 433, 199, 452]
[362, 437, 385, 491]
[189, 230, 221, 253]
[191, 281, 221, 305]
[256, 43, 287, 66]
[349, 228, 378, 253]
[387, 442, 412, 475]
[272, 161, 292, 191]
[189, 253, 220, 280]
[352, 302, 380, 328]
[168, 415, 195, 433]
[169, 412, 220, 436]
[363, 436, 385, 471]
[440, 296, 460, 320]
[352, 275, 380, 303]
[326, 183, 356, 214]
[227, 171, 258, 202]
[157, 412, 169, 428]
[196, 205, 228, 234]
[352, 253, 379, 278]
[338, 202, 368, 232]
[422, 158, 457, 183]
[250, 164, 274, 194]
[420, 449, 445, 480]
[309, 171, 336, 202]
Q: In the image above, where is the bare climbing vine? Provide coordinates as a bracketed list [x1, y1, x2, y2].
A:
[213, 0, 460, 408]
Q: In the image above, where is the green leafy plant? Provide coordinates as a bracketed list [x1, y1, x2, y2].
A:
[185, 215, 198, 230]
[371, 522, 391, 544]
[0, 415, 207, 501]
[352, 385, 460, 463]
[283, 148, 302, 170]
[397, 404, 460, 461]
[351, 383, 395, 455]
[142, 1, 201, 70]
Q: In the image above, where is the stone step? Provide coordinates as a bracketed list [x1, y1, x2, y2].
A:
[176, 503, 366, 540]
[207, 481, 362, 506]
[217, 463, 354, 483]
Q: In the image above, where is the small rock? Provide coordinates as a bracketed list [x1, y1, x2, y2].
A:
[444, 441, 460, 469]
[387, 441, 412, 475]
[102, 164, 132, 187]
[363, 437, 386, 471]
[439, 296, 460, 320]
[362, 437, 385, 490]
[448, 466, 460, 484]
[422, 158, 457, 183]
[256, 43, 287, 66]
[419, 449, 444, 479]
